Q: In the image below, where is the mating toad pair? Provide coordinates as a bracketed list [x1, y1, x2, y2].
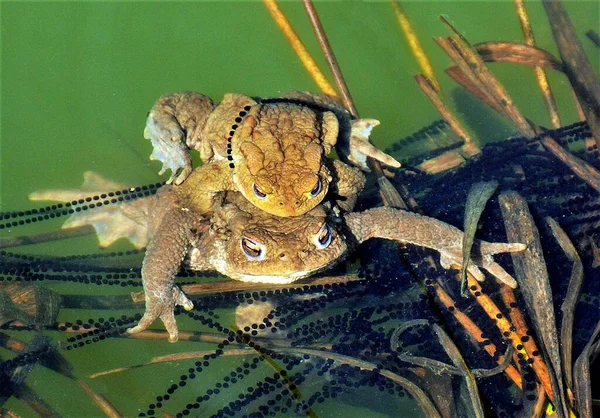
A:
[127, 91, 525, 342]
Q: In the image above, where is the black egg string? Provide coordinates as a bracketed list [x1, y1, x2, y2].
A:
[286, 304, 392, 351]
[0, 257, 142, 287]
[0, 182, 163, 230]
[5, 119, 600, 416]
[143, 273, 428, 418]
[398, 125, 600, 242]
[384, 119, 449, 155]
[226, 105, 253, 169]
[166, 336, 305, 418]
[270, 280, 371, 328]
[1, 249, 143, 274]
[59, 314, 145, 350]
[242, 370, 311, 417]
[190, 357, 271, 415]
[186, 360, 307, 418]
[0, 249, 146, 285]
[140, 315, 242, 417]
[208, 369, 304, 418]
[391, 246, 522, 388]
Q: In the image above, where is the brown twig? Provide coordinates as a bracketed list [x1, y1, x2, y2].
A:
[437, 37, 505, 116]
[416, 151, 466, 175]
[16, 385, 61, 418]
[0, 409, 20, 418]
[442, 17, 536, 137]
[444, 65, 505, 114]
[473, 41, 563, 71]
[452, 272, 557, 398]
[0, 331, 26, 352]
[531, 385, 546, 418]
[0, 225, 96, 249]
[438, 18, 600, 198]
[540, 136, 600, 194]
[513, 0, 561, 128]
[574, 318, 600, 417]
[415, 74, 476, 149]
[262, 0, 338, 98]
[301, 0, 355, 116]
[131, 274, 363, 303]
[0, 332, 120, 417]
[499, 287, 554, 401]
[391, 0, 440, 92]
[432, 324, 485, 418]
[90, 348, 254, 379]
[78, 381, 123, 418]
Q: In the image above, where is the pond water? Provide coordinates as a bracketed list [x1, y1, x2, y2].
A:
[1, 1, 599, 417]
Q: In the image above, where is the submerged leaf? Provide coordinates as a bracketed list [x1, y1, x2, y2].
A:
[432, 324, 485, 418]
[546, 217, 584, 393]
[473, 41, 564, 71]
[461, 181, 499, 296]
[499, 192, 568, 416]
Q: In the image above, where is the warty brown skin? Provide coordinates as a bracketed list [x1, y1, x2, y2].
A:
[144, 91, 391, 217]
[126, 187, 208, 342]
[188, 193, 347, 283]
[127, 188, 525, 342]
[344, 207, 526, 286]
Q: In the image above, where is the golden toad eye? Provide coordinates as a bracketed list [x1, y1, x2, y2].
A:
[309, 179, 322, 198]
[253, 184, 267, 200]
[313, 222, 333, 249]
[241, 236, 266, 261]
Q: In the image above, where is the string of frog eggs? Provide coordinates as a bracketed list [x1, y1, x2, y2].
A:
[2, 121, 600, 417]
[0, 119, 456, 416]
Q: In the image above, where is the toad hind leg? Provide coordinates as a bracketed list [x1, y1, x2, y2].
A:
[345, 207, 526, 288]
[127, 203, 204, 342]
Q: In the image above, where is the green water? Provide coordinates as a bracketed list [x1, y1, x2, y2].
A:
[1, 1, 599, 417]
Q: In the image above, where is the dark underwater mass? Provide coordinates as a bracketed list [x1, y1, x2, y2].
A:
[2, 121, 600, 417]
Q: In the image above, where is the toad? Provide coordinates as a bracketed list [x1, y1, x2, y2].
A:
[144, 91, 400, 216]
[30, 172, 526, 343]
[129, 188, 524, 342]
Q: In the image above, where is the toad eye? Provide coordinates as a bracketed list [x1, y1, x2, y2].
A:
[309, 180, 322, 198]
[253, 184, 267, 200]
[313, 222, 333, 249]
[241, 236, 266, 261]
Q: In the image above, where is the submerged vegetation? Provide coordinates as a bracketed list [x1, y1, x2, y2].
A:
[1, 1, 600, 417]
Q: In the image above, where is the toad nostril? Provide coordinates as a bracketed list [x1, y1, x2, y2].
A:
[279, 252, 286, 259]
[295, 200, 300, 206]
[278, 201, 284, 206]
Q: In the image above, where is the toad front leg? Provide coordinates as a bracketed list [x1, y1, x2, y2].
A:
[145, 92, 215, 185]
[345, 208, 526, 287]
[327, 159, 366, 212]
[127, 199, 206, 342]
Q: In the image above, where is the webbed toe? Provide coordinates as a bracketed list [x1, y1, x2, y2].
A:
[145, 116, 193, 184]
[127, 285, 192, 343]
[29, 171, 152, 249]
[347, 119, 401, 170]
